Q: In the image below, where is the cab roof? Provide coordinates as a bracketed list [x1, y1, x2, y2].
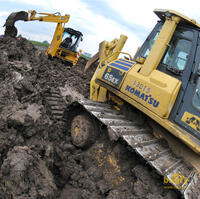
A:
[64, 27, 83, 37]
[154, 9, 200, 29]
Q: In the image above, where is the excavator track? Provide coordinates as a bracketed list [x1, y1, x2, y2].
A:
[66, 98, 200, 199]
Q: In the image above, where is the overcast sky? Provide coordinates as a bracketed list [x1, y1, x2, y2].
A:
[0, 0, 200, 55]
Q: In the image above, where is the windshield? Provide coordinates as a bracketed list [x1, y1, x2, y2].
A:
[62, 32, 77, 45]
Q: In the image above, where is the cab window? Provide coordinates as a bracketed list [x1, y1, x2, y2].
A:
[193, 79, 200, 111]
[62, 33, 76, 45]
[161, 28, 193, 72]
[133, 23, 163, 61]
[140, 25, 162, 58]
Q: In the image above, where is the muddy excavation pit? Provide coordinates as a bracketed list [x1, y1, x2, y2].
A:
[0, 36, 181, 198]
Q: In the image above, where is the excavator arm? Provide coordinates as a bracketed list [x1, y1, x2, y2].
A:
[27, 10, 70, 23]
[4, 10, 70, 37]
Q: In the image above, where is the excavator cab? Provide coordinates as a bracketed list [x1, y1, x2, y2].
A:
[54, 27, 83, 66]
[60, 28, 83, 52]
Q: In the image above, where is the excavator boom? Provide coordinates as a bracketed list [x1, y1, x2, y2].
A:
[27, 10, 69, 23]
[4, 10, 69, 37]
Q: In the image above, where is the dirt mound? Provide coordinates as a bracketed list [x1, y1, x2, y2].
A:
[0, 36, 180, 198]
[0, 36, 93, 99]
[1, 146, 56, 198]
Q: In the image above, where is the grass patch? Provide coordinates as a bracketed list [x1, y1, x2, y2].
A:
[29, 40, 49, 47]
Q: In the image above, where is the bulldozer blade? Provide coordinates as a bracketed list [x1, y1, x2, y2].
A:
[84, 52, 99, 72]
[4, 11, 28, 37]
[84, 41, 106, 72]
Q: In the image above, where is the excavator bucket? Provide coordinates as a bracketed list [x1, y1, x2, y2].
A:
[4, 11, 28, 37]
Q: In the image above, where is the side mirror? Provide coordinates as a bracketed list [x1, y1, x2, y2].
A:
[136, 56, 145, 64]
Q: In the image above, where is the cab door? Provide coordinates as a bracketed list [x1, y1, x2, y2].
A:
[175, 76, 200, 140]
[157, 25, 200, 140]
[173, 33, 200, 140]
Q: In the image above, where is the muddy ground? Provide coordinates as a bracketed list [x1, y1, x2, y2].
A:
[0, 36, 180, 198]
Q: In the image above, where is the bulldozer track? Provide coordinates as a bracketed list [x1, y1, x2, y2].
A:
[45, 89, 66, 120]
[70, 98, 200, 199]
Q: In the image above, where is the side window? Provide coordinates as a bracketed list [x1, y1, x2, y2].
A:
[141, 26, 162, 58]
[176, 52, 187, 70]
[134, 23, 163, 61]
[193, 79, 200, 111]
[161, 28, 193, 72]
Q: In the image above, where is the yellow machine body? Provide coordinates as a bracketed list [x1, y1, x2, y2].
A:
[5, 10, 82, 66]
[27, 10, 83, 66]
[95, 60, 181, 118]
[89, 9, 200, 154]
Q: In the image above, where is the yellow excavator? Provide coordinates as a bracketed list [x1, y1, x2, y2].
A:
[58, 9, 200, 198]
[4, 10, 83, 66]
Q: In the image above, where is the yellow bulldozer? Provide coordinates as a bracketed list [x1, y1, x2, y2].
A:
[59, 9, 200, 198]
[4, 10, 83, 66]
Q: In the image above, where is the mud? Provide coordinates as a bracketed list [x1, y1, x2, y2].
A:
[0, 36, 180, 198]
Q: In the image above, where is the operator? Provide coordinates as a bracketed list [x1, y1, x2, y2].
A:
[64, 35, 73, 48]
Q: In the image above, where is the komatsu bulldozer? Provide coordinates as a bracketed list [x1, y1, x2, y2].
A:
[4, 10, 83, 66]
[57, 9, 200, 198]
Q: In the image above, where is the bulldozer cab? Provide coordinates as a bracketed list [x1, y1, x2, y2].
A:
[60, 28, 83, 52]
[133, 14, 200, 140]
